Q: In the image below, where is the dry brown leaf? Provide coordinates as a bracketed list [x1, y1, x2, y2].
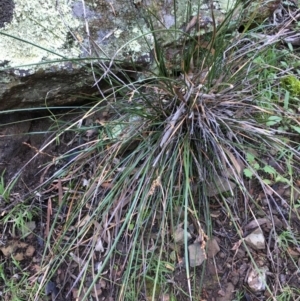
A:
[99, 279, 106, 288]
[231, 239, 242, 251]
[25, 245, 35, 257]
[0, 241, 28, 256]
[244, 218, 271, 231]
[165, 262, 175, 271]
[91, 283, 103, 297]
[185, 15, 199, 32]
[223, 148, 244, 177]
[287, 247, 300, 257]
[70, 252, 86, 266]
[13, 252, 24, 261]
[31, 264, 42, 273]
[76, 214, 91, 228]
[210, 210, 221, 218]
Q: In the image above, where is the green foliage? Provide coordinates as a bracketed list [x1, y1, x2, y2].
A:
[265, 115, 282, 126]
[252, 61, 300, 134]
[281, 75, 300, 97]
[233, 290, 245, 301]
[0, 170, 17, 202]
[243, 151, 289, 184]
[2, 203, 38, 237]
[0, 261, 34, 301]
[277, 230, 300, 250]
[274, 286, 300, 301]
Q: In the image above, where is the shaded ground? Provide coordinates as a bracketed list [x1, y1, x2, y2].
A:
[1, 107, 300, 301]
[0, 111, 71, 191]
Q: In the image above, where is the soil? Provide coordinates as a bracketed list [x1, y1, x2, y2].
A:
[0, 111, 69, 191]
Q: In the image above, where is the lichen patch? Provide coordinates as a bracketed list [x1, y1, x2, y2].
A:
[0, 0, 80, 69]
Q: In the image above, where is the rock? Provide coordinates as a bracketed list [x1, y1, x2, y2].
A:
[188, 243, 206, 267]
[247, 266, 268, 292]
[173, 223, 192, 244]
[207, 237, 220, 258]
[0, 0, 279, 110]
[25, 245, 35, 257]
[0, 0, 14, 28]
[21, 221, 36, 238]
[244, 218, 271, 231]
[45, 280, 59, 296]
[217, 282, 235, 301]
[244, 228, 266, 250]
[207, 176, 236, 197]
[0, 0, 151, 110]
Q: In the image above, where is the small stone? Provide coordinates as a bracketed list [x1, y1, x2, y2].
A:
[188, 243, 206, 267]
[247, 266, 268, 292]
[13, 252, 24, 261]
[236, 247, 246, 259]
[207, 259, 218, 276]
[217, 282, 235, 301]
[45, 281, 58, 296]
[173, 223, 191, 244]
[25, 245, 35, 257]
[207, 177, 236, 197]
[21, 221, 36, 238]
[272, 215, 283, 229]
[219, 252, 226, 258]
[207, 238, 220, 258]
[244, 228, 265, 250]
[231, 273, 240, 286]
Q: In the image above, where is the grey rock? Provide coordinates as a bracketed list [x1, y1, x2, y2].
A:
[0, 0, 275, 110]
[207, 176, 237, 197]
[188, 243, 206, 267]
[0, 0, 14, 28]
[0, 0, 151, 110]
[244, 228, 266, 250]
[207, 237, 220, 258]
[216, 282, 235, 301]
[247, 266, 268, 292]
[173, 223, 192, 244]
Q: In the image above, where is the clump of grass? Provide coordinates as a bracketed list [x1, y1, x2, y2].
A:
[33, 24, 300, 301]
[0, 170, 18, 203]
[2, 1, 300, 300]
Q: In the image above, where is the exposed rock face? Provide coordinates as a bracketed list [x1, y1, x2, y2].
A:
[0, 0, 280, 110]
[0, 0, 152, 110]
[1, 67, 100, 110]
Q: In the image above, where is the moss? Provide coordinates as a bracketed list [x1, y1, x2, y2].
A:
[145, 278, 161, 299]
[281, 75, 300, 96]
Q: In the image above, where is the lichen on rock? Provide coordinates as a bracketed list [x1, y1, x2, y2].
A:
[0, 0, 80, 68]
